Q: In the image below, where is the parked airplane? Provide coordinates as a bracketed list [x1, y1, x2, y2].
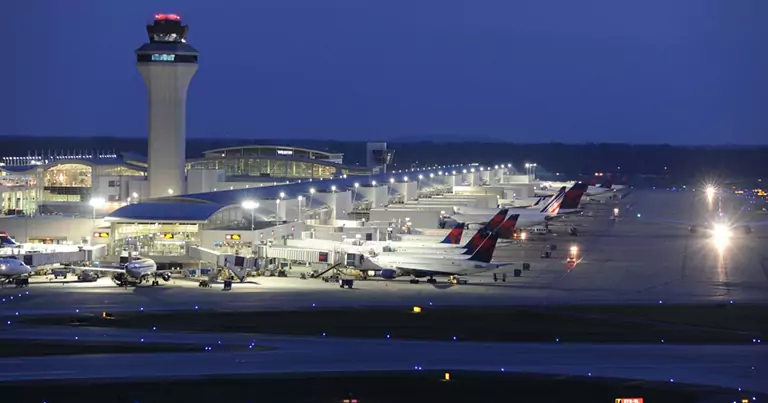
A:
[375, 210, 508, 249]
[380, 214, 519, 257]
[65, 253, 173, 286]
[448, 188, 564, 228]
[586, 179, 614, 196]
[0, 257, 32, 282]
[454, 187, 565, 216]
[366, 229, 513, 283]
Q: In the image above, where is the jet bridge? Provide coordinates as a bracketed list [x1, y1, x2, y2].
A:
[188, 245, 255, 282]
[0, 245, 107, 267]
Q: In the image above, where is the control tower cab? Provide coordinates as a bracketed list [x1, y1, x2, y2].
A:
[136, 14, 199, 199]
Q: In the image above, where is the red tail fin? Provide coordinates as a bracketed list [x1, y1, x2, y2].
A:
[497, 214, 519, 239]
[467, 230, 499, 263]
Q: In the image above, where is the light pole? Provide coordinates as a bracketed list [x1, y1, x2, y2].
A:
[353, 182, 359, 201]
[309, 188, 315, 219]
[297, 195, 304, 222]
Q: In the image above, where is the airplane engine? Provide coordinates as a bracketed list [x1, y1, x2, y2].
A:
[112, 272, 128, 286]
[379, 269, 398, 279]
[161, 272, 172, 282]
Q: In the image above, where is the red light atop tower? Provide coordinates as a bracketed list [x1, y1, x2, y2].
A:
[154, 13, 181, 21]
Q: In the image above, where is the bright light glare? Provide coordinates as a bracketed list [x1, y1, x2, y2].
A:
[706, 186, 716, 199]
[570, 246, 578, 253]
[89, 197, 106, 207]
[241, 200, 259, 210]
[712, 223, 731, 250]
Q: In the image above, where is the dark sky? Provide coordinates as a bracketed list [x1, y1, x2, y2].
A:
[3, 1, 767, 144]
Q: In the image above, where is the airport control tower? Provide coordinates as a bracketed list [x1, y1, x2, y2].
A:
[136, 14, 198, 198]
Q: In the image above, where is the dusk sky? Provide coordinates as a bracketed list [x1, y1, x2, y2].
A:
[4, 1, 767, 144]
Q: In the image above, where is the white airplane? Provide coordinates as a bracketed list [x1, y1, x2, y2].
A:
[365, 230, 513, 283]
[586, 179, 614, 196]
[66, 252, 173, 286]
[498, 196, 548, 208]
[380, 214, 519, 257]
[449, 189, 564, 228]
[454, 188, 564, 216]
[0, 258, 32, 282]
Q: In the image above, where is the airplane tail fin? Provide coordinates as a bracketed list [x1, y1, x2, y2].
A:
[561, 183, 589, 210]
[0, 232, 19, 247]
[467, 230, 499, 263]
[462, 208, 508, 252]
[439, 222, 465, 244]
[497, 214, 520, 239]
[539, 187, 566, 213]
[532, 196, 546, 206]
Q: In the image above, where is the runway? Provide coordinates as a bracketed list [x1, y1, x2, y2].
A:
[0, 325, 764, 394]
[2, 190, 767, 317]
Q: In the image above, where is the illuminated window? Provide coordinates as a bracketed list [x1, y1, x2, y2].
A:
[151, 54, 176, 62]
[44, 164, 92, 187]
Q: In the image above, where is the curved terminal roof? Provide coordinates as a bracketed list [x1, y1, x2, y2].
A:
[203, 144, 342, 159]
[188, 154, 353, 169]
[107, 164, 497, 221]
[106, 202, 226, 222]
[175, 166, 461, 205]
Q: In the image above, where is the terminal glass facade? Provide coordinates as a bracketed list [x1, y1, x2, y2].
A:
[187, 158, 341, 179]
[45, 164, 92, 187]
[111, 223, 199, 256]
[43, 164, 92, 202]
[41, 163, 145, 202]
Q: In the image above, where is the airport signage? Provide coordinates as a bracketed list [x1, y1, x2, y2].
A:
[615, 399, 643, 403]
[276, 149, 294, 156]
[225, 234, 241, 241]
[319, 252, 328, 262]
[93, 232, 109, 238]
[159, 233, 175, 240]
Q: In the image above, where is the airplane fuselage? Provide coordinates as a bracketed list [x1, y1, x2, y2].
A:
[124, 258, 158, 280]
[0, 258, 32, 278]
[448, 212, 552, 228]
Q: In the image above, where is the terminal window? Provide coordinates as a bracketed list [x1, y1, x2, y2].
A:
[151, 54, 176, 62]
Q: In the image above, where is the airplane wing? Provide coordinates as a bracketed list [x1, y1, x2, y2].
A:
[62, 264, 126, 273]
[394, 264, 470, 277]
